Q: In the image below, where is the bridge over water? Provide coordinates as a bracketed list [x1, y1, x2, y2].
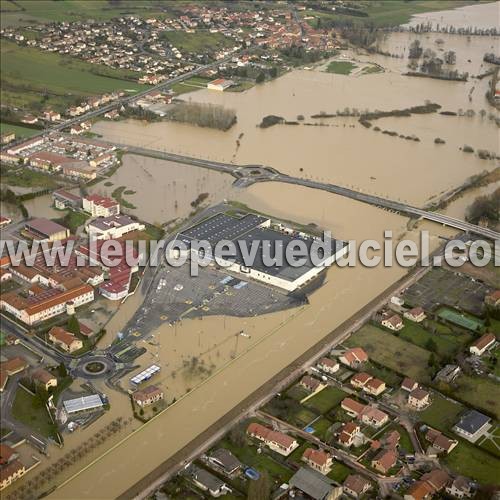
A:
[123, 145, 499, 241]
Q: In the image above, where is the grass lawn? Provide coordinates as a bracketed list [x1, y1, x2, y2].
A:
[12, 388, 57, 439]
[286, 384, 309, 401]
[1, 167, 61, 189]
[478, 425, 500, 458]
[327, 461, 352, 482]
[0, 122, 40, 138]
[452, 375, 500, 419]
[1, 40, 146, 112]
[161, 31, 233, 53]
[444, 439, 500, 486]
[312, 417, 334, 441]
[345, 324, 432, 382]
[419, 393, 464, 432]
[292, 407, 318, 427]
[365, 361, 402, 387]
[325, 61, 357, 75]
[304, 386, 348, 414]
[399, 321, 472, 358]
[220, 438, 294, 484]
[54, 210, 89, 234]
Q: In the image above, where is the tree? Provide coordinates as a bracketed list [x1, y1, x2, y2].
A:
[444, 50, 456, 65]
[425, 339, 437, 352]
[408, 40, 423, 59]
[256, 72, 266, 84]
[248, 471, 271, 500]
[57, 363, 68, 378]
[66, 315, 81, 336]
[269, 67, 278, 79]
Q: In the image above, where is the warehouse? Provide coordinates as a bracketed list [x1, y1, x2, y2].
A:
[171, 212, 349, 292]
[24, 218, 70, 242]
[63, 394, 104, 415]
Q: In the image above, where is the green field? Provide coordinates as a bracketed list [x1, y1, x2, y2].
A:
[1, 167, 61, 189]
[12, 388, 57, 439]
[161, 30, 233, 53]
[0, 0, 172, 27]
[325, 61, 357, 75]
[444, 439, 500, 486]
[452, 375, 500, 419]
[302, 1, 488, 28]
[327, 461, 352, 483]
[304, 386, 348, 414]
[345, 324, 432, 382]
[419, 393, 464, 432]
[54, 210, 89, 234]
[0, 122, 40, 138]
[478, 425, 500, 458]
[1, 40, 146, 112]
[398, 321, 473, 358]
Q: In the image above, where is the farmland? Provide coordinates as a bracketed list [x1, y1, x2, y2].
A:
[419, 393, 464, 432]
[0, 122, 40, 138]
[344, 324, 432, 382]
[325, 61, 357, 75]
[452, 375, 500, 419]
[160, 30, 234, 53]
[1, 40, 146, 112]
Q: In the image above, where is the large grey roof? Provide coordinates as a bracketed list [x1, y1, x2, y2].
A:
[454, 410, 490, 434]
[289, 467, 336, 500]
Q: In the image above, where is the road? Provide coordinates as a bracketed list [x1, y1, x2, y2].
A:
[119, 144, 500, 241]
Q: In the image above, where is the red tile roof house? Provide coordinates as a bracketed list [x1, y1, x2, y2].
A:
[339, 347, 368, 368]
[364, 377, 386, 396]
[338, 422, 360, 448]
[404, 307, 426, 323]
[341, 398, 366, 418]
[485, 290, 500, 308]
[405, 469, 450, 500]
[425, 428, 458, 455]
[371, 449, 397, 475]
[246, 423, 298, 456]
[132, 385, 164, 408]
[381, 314, 404, 332]
[299, 375, 322, 392]
[469, 332, 496, 356]
[360, 407, 389, 428]
[408, 388, 431, 410]
[48, 326, 83, 353]
[31, 368, 57, 391]
[401, 377, 419, 392]
[0, 357, 28, 393]
[301, 448, 333, 474]
[317, 357, 339, 374]
[350, 372, 372, 390]
[0, 443, 26, 491]
[384, 430, 401, 450]
[343, 474, 372, 498]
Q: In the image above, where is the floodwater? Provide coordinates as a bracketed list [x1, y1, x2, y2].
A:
[93, 30, 499, 208]
[89, 155, 238, 223]
[24, 2, 499, 498]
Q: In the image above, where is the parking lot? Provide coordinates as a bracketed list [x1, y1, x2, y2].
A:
[121, 262, 303, 341]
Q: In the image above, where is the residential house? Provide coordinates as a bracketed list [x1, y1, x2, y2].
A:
[300, 375, 321, 392]
[52, 189, 82, 210]
[0, 357, 28, 392]
[350, 372, 372, 390]
[371, 449, 397, 475]
[425, 428, 458, 454]
[207, 78, 234, 91]
[48, 326, 83, 353]
[317, 357, 339, 374]
[32, 368, 58, 391]
[341, 398, 366, 418]
[21, 114, 38, 124]
[404, 307, 426, 323]
[381, 314, 404, 332]
[132, 385, 164, 407]
[338, 422, 360, 448]
[350, 373, 385, 396]
[246, 423, 298, 456]
[445, 476, 473, 498]
[302, 448, 333, 474]
[62, 160, 97, 180]
[208, 449, 242, 476]
[401, 377, 418, 392]
[343, 474, 371, 499]
[289, 467, 343, 500]
[406, 470, 450, 500]
[0, 444, 26, 491]
[44, 110, 60, 122]
[485, 290, 500, 308]
[469, 333, 496, 356]
[453, 410, 491, 443]
[408, 388, 430, 410]
[339, 348, 368, 368]
[1, 132, 15, 144]
[186, 464, 229, 497]
[360, 407, 389, 428]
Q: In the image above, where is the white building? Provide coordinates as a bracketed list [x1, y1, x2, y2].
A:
[83, 194, 120, 217]
[86, 215, 144, 240]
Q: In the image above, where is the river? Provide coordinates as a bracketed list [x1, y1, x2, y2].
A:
[13, 2, 498, 498]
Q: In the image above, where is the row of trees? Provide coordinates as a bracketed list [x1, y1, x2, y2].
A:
[466, 188, 500, 225]
[166, 102, 236, 131]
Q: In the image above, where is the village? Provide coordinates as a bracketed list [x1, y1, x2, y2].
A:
[159, 269, 499, 499]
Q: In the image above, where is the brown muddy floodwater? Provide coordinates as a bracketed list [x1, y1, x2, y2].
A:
[38, 3, 498, 498]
